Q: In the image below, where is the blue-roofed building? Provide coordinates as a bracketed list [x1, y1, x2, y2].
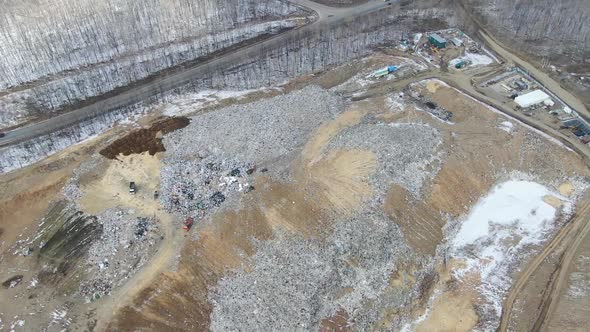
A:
[428, 33, 447, 49]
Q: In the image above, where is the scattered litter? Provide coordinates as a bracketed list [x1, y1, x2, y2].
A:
[80, 209, 161, 301]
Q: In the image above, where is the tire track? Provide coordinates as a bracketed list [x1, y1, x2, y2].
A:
[497, 199, 590, 331]
[531, 198, 590, 331]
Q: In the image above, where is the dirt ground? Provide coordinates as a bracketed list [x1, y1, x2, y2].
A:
[414, 260, 479, 332]
[546, 228, 590, 331]
[0, 140, 96, 254]
[0, 135, 104, 329]
[379, 80, 590, 331]
[71, 150, 187, 331]
[0, 120, 185, 330]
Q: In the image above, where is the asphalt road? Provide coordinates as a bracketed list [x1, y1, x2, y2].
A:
[0, 0, 396, 147]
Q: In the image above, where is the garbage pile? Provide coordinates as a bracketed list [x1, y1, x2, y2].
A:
[159, 85, 345, 221]
[327, 122, 442, 198]
[407, 88, 453, 123]
[80, 209, 161, 302]
[210, 211, 425, 331]
[160, 156, 259, 219]
[162, 85, 344, 164]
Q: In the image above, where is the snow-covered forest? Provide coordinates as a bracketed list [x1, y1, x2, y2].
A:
[461, 0, 590, 63]
[0, 0, 306, 129]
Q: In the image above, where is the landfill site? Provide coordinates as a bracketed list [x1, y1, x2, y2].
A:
[1, 1, 590, 331]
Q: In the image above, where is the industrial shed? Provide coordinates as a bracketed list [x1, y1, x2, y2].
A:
[428, 33, 447, 48]
[515, 90, 551, 108]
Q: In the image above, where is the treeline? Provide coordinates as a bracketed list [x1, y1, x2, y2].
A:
[0, 0, 304, 129]
[200, 2, 459, 90]
[0, 0, 302, 90]
[460, 0, 590, 63]
[0, 20, 297, 129]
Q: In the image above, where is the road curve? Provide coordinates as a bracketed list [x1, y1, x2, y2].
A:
[0, 0, 395, 147]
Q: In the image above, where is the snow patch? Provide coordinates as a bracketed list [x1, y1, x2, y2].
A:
[465, 53, 493, 66]
[451, 180, 572, 327]
[163, 88, 277, 116]
[498, 121, 514, 133]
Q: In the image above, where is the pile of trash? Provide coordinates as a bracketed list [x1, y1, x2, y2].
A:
[162, 85, 344, 164]
[407, 89, 453, 123]
[80, 209, 161, 302]
[327, 122, 442, 198]
[160, 156, 260, 219]
[209, 211, 427, 331]
[159, 86, 345, 221]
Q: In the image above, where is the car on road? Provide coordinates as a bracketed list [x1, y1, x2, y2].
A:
[0, 132, 5, 138]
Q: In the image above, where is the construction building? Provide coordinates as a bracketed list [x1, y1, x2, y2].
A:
[514, 90, 551, 108]
[428, 33, 447, 49]
[563, 118, 590, 137]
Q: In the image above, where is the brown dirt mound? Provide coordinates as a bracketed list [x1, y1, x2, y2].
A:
[100, 117, 189, 159]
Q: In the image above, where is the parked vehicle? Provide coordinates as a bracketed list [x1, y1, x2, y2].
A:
[183, 217, 194, 231]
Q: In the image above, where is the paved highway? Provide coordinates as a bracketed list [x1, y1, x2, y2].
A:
[0, 0, 396, 147]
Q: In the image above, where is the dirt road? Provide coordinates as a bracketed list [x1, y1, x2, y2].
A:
[530, 200, 590, 331]
[72, 153, 186, 330]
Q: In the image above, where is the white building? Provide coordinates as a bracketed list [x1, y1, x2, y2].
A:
[451, 37, 463, 47]
[515, 90, 551, 108]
